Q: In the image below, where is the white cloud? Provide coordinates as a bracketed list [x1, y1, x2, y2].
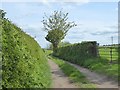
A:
[54, 0, 90, 3]
[1, 0, 118, 2]
[115, 7, 118, 11]
[41, 0, 51, 7]
[1, 0, 89, 2]
[63, 20, 118, 45]
[90, 0, 119, 2]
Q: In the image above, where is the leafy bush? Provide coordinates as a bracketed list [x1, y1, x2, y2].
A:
[2, 19, 51, 88]
[53, 41, 98, 65]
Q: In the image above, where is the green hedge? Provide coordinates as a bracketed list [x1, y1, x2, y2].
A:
[2, 19, 51, 88]
[53, 41, 98, 65]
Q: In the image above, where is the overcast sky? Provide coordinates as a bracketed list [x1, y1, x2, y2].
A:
[1, 0, 119, 48]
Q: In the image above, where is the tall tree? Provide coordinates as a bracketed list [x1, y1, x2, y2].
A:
[42, 10, 76, 52]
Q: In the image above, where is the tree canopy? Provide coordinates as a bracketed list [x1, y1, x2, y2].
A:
[42, 10, 76, 52]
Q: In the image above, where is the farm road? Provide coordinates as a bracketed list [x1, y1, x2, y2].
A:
[67, 61, 118, 88]
[48, 59, 78, 88]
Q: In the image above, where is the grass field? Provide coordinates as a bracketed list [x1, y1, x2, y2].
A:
[99, 47, 118, 61]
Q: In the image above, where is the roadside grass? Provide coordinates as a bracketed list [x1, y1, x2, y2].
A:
[48, 55, 96, 88]
[82, 57, 118, 81]
[60, 56, 118, 81]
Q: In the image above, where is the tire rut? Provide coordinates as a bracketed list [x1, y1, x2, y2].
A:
[48, 59, 78, 88]
[67, 61, 118, 88]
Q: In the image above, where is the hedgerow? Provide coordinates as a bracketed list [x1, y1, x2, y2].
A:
[2, 19, 51, 88]
[53, 41, 98, 65]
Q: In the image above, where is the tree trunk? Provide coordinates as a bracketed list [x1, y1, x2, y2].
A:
[53, 43, 58, 53]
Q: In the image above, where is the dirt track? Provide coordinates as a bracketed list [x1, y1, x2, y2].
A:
[67, 61, 118, 88]
[48, 59, 118, 88]
[48, 59, 78, 88]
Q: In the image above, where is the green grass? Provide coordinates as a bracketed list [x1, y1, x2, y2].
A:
[82, 58, 118, 81]
[0, 20, 1, 86]
[48, 55, 96, 88]
[2, 19, 52, 88]
[99, 47, 118, 61]
[0, 51, 1, 89]
[45, 49, 53, 56]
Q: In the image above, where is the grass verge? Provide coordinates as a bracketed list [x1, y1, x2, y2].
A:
[81, 57, 118, 81]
